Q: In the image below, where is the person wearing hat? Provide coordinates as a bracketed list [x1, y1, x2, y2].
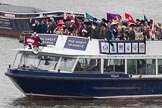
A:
[99, 23, 109, 39]
[53, 20, 65, 35]
[41, 20, 48, 33]
[93, 18, 97, 23]
[47, 19, 56, 34]
[32, 19, 42, 33]
[127, 27, 135, 40]
[111, 24, 119, 40]
[101, 18, 107, 23]
[80, 21, 91, 37]
[27, 32, 42, 49]
[65, 16, 73, 29]
[67, 20, 75, 35]
[32, 32, 42, 47]
[66, 15, 73, 21]
[90, 22, 100, 39]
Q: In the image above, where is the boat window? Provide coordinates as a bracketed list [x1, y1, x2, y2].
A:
[127, 59, 136, 74]
[38, 56, 59, 70]
[158, 59, 162, 74]
[58, 57, 76, 72]
[0, 18, 12, 29]
[18, 54, 40, 69]
[11, 19, 30, 31]
[103, 59, 125, 73]
[127, 59, 156, 75]
[13, 52, 23, 68]
[74, 58, 101, 73]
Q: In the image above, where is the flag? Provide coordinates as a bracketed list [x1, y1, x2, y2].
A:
[24, 36, 39, 47]
[107, 13, 121, 21]
[125, 13, 136, 24]
[85, 12, 94, 21]
[144, 15, 148, 21]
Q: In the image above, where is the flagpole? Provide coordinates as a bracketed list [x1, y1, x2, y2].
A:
[143, 9, 144, 18]
[151, 17, 154, 31]
[123, 8, 126, 20]
[23, 36, 26, 68]
[149, 16, 155, 41]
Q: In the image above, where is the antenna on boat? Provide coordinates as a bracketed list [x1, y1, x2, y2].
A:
[23, 36, 26, 67]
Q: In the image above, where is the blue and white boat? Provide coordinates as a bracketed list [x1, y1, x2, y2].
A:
[5, 34, 162, 99]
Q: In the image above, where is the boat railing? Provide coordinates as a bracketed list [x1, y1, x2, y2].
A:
[19, 30, 33, 43]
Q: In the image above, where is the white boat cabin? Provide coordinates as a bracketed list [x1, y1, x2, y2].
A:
[13, 34, 162, 76]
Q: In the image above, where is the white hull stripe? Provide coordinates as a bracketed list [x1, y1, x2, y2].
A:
[25, 93, 162, 99]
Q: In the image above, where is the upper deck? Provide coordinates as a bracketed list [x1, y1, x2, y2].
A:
[22, 34, 162, 58]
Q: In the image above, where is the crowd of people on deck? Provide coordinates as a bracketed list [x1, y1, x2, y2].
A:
[29, 15, 162, 41]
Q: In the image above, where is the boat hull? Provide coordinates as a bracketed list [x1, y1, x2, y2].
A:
[0, 28, 21, 38]
[5, 68, 162, 99]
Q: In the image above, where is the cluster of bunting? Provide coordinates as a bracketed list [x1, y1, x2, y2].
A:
[86, 12, 148, 24]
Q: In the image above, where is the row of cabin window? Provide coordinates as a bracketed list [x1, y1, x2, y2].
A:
[75, 58, 161, 75]
[17, 54, 162, 75]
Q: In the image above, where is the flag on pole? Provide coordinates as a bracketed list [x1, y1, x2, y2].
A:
[85, 12, 94, 21]
[125, 13, 136, 24]
[24, 36, 39, 47]
[144, 15, 148, 21]
[107, 13, 121, 21]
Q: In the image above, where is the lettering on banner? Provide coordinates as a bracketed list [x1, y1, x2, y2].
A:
[64, 37, 89, 50]
[38, 35, 58, 46]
